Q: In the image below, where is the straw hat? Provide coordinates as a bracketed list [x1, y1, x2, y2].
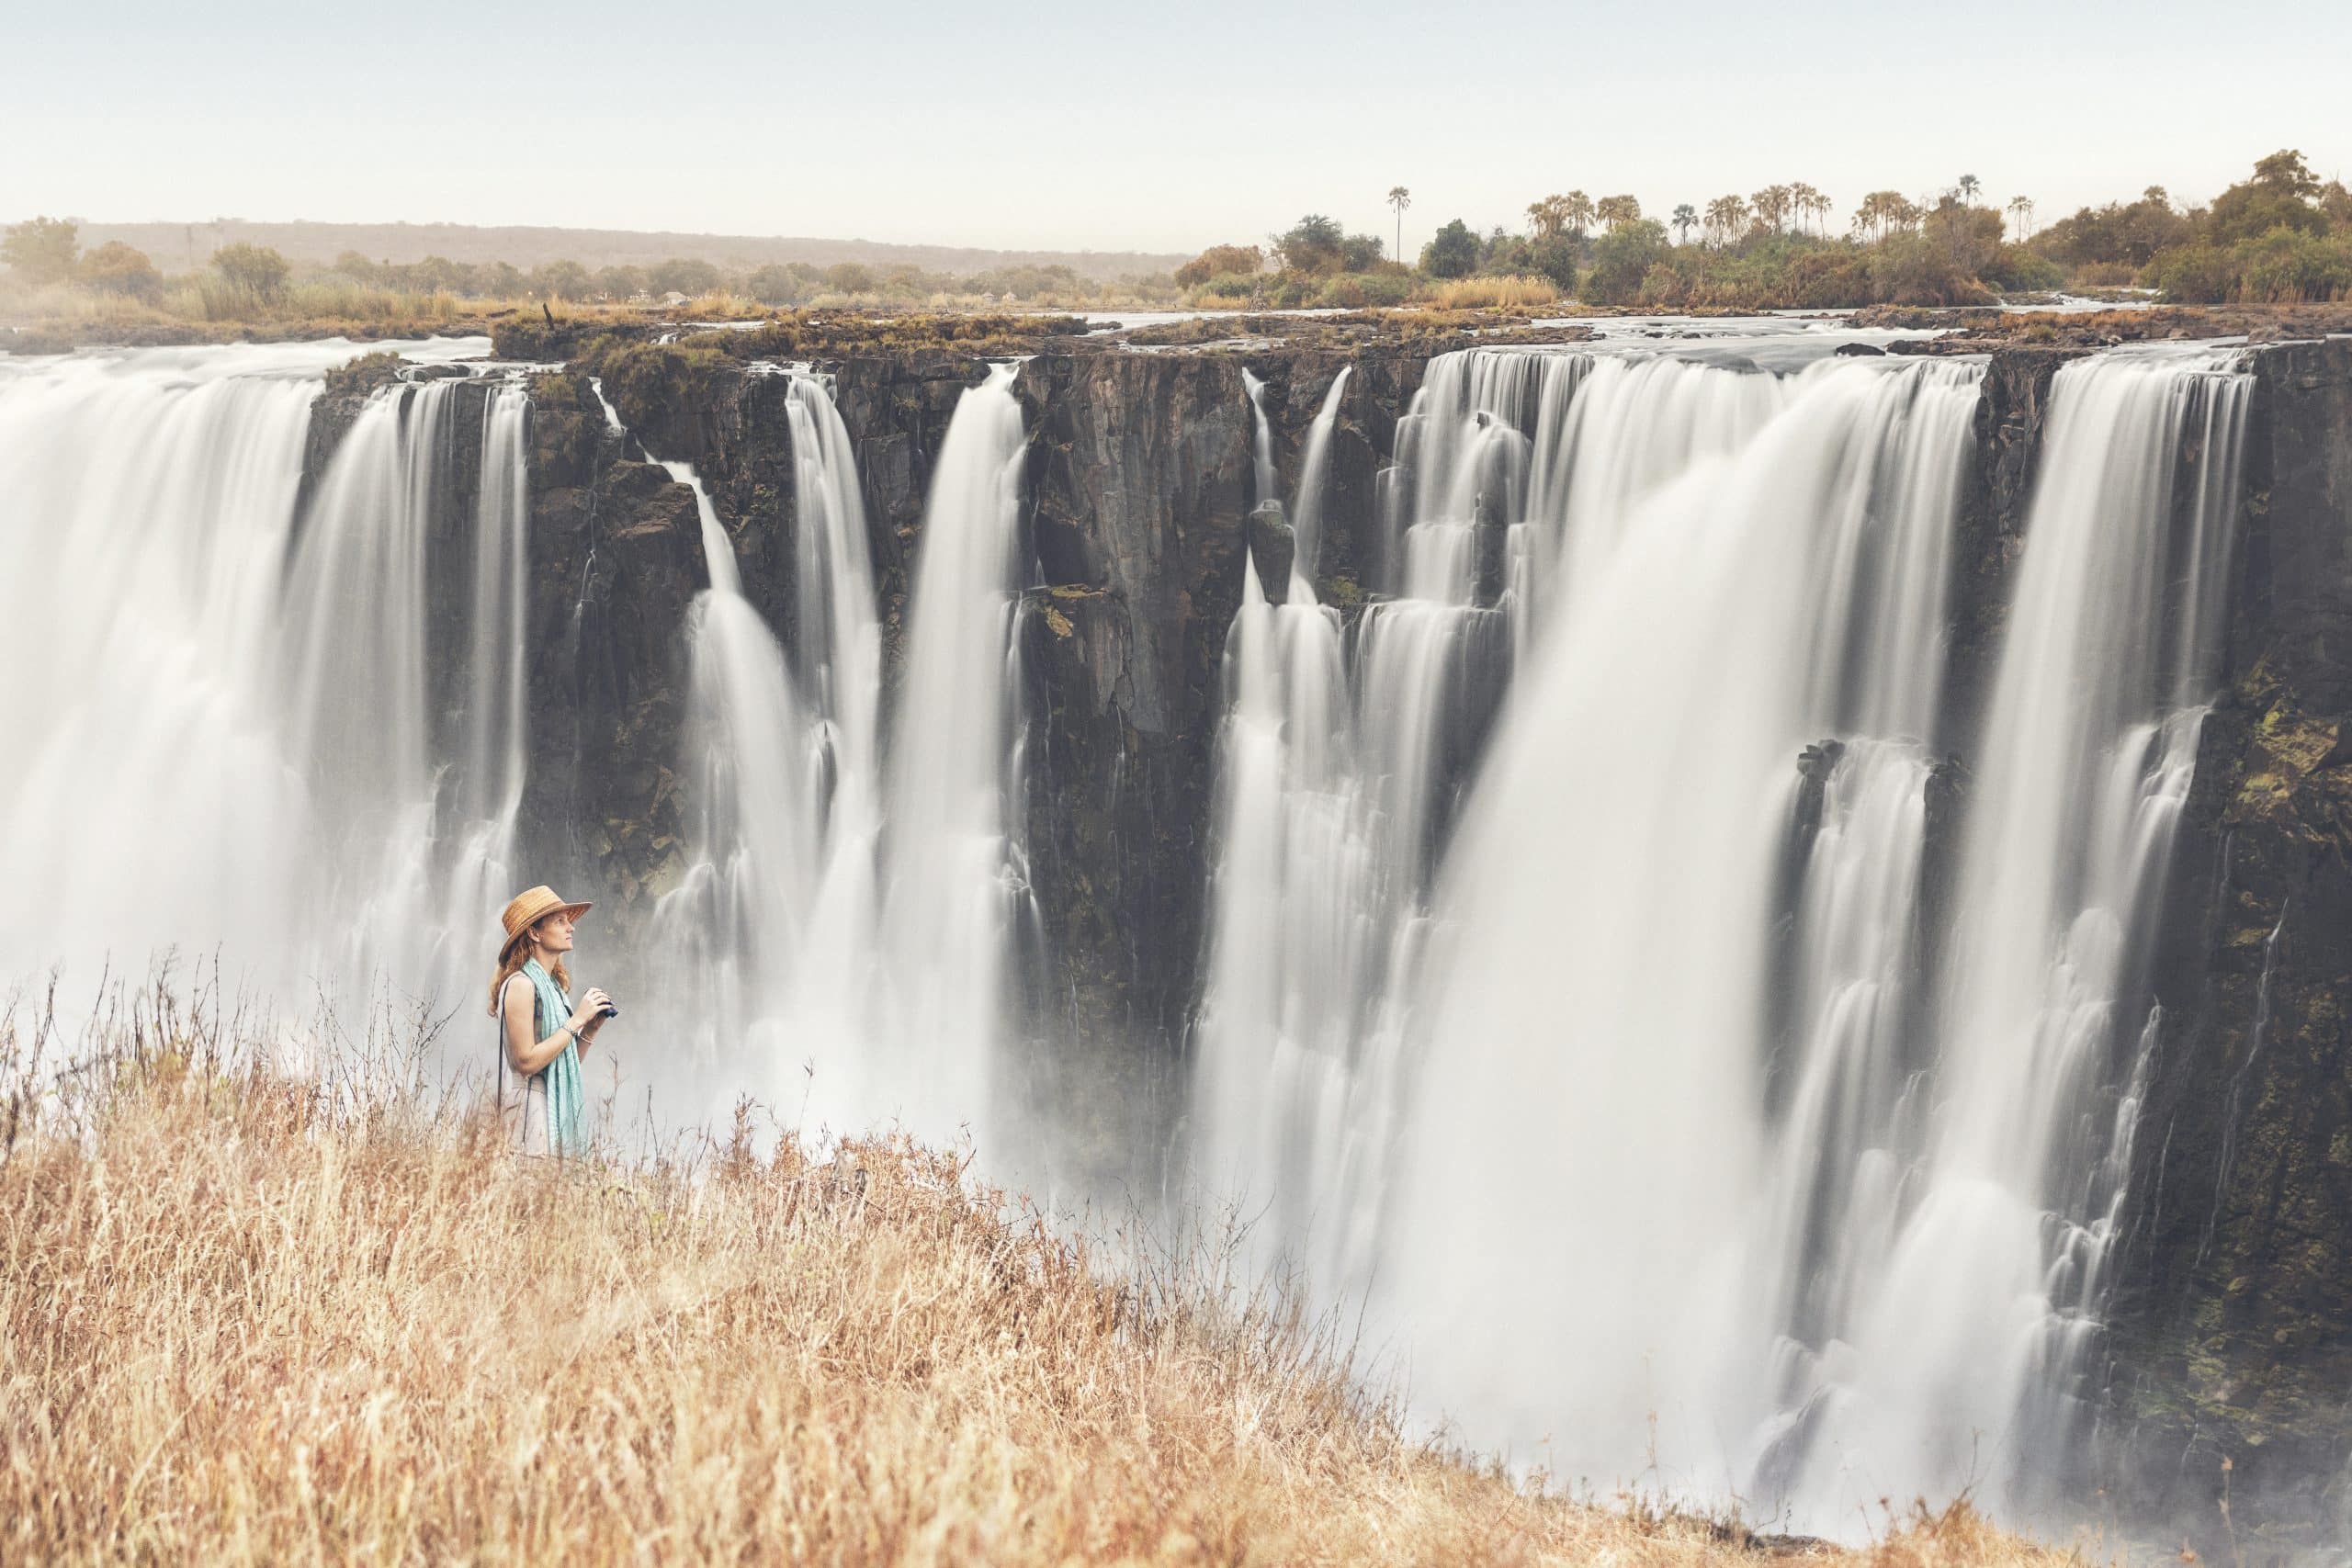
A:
[499, 886, 593, 962]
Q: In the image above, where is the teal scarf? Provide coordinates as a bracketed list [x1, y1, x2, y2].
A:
[521, 957, 587, 1156]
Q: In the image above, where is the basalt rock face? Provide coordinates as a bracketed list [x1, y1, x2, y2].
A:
[1939, 345, 2081, 752]
[1247, 349, 1430, 604]
[1012, 351, 1254, 1137]
[505, 372, 704, 957]
[2106, 337, 2352, 1553]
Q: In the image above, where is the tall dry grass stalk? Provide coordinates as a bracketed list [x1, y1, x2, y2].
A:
[1426, 275, 1563, 309]
[0, 984, 2091, 1565]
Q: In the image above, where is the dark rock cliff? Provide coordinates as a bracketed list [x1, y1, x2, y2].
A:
[2107, 337, 2352, 1554]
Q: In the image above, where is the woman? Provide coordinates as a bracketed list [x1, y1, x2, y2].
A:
[490, 885, 614, 1156]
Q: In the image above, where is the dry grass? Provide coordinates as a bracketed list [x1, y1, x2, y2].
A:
[1425, 275, 1565, 309]
[0, 988, 2092, 1565]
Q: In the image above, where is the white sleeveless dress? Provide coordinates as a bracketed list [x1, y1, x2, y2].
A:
[494, 976, 555, 1156]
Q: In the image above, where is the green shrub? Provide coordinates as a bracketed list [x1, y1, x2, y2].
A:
[1984, 246, 2066, 292]
[1865, 233, 1995, 306]
[1316, 275, 1368, 308]
[1174, 244, 1265, 288]
[2144, 243, 2238, 302]
[1419, 219, 1481, 279]
[2233, 226, 2352, 301]
[1582, 220, 1672, 304]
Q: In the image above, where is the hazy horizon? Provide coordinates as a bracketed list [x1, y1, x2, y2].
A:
[6, 1, 2347, 256]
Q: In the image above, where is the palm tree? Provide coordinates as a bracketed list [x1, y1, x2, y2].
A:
[1387, 186, 1412, 263]
[1750, 184, 1793, 233]
[1786, 182, 1815, 235]
[1959, 173, 1982, 206]
[1853, 192, 1886, 243]
[1672, 203, 1698, 244]
[2006, 194, 2035, 243]
[1704, 194, 1749, 246]
[1854, 190, 1919, 243]
[1563, 190, 1594, 234]
[1788, 182, 1826, 237]
[1528, 195, 1573, 242]
[1594, 194, 1641, 232]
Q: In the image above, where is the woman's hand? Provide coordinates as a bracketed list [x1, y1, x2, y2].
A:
[569, 989, 613, 1041]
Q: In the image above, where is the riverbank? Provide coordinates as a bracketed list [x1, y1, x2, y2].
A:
[12, 297, 2349, 366]
[0, 1001, 2083, 1566]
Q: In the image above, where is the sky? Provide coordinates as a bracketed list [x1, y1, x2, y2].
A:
[6, 0, 2347, 255]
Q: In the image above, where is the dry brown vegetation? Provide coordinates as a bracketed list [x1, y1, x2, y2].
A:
[1426, 276, 1565, 310]
[0, 990, 2094, 1565]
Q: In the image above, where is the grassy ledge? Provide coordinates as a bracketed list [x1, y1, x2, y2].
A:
[0, 988, 2086, 1565]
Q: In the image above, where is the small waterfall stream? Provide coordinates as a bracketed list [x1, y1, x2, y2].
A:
[880, 362, 1037, 1146]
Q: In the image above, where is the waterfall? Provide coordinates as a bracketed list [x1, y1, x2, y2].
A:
[650, 362, 1034, 1149]
[1369, 355, 1986, 1517]
[1191, 343, 2272, 1531]
[0, 347, 321, 993]
[1773, 349, 2254, 1521]
[1241, 367, 1278, 508]
[0, 341, 526, 1050]
[1193, 367, 1374, 1257]
[440, 381, 535, 1004]
[1291, 367, 1351, 588]
[880, 362, 1035, 1146]
[1196, 344, 2243, 1536]
[656, 446, 825, 1102]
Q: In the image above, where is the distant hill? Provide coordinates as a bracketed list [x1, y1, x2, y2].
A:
[68, 220, 1193, 283]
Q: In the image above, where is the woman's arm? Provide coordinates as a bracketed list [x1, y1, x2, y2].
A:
[502, 973, 598, 1077]
[575, 987, 612, 1053]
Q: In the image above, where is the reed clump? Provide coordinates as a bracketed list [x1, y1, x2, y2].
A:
[1425, 274, 1564, 309]
[0, 988, 2087, 1565]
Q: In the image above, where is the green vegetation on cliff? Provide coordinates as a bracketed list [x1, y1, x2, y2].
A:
[1168, 149, 2349, 313]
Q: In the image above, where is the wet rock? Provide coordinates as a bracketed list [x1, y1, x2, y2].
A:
[1939, 345, 2084, 748]
[1473, 489, 1510, 606]
[1247, 502, 1295, 603]
[2107, 336, 2352, 1551]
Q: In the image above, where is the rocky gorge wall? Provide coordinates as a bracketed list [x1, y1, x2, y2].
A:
[2109, 337, 2352, 1552]
[298, 331, 2352, 1545]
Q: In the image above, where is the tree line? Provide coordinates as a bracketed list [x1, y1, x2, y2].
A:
[1178, 151, 2350, 310]
[0, 225, 1178, 319]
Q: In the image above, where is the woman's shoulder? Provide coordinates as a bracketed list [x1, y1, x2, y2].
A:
[501, 970, 533, 1005]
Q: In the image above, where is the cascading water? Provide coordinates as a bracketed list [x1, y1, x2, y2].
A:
[878, 362, 1035, 1146]
[1194, 351, 1594, 1271]
[0, 341, 528, 1055]
[0, 347, 321, 996]
[653, 441, 825, 1107]
[1193, 367, 1377, 1257]
[650, 362, 1035, 1150]
[1766, 349, 2253, 1522]
[1194, 339, 2251, 1534]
